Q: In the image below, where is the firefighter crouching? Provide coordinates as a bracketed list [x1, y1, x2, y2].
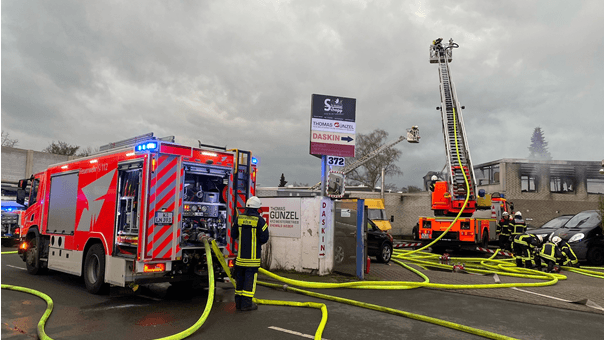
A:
[538, 238, 563, 273]
[498, 211, 512, 251]
[512, 233, 542, 268]
[232, 196, 270, 311]
[556, 237, 580, 268]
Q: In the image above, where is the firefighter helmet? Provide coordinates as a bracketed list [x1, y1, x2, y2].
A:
[246, 196, 262, 209]
[431, 175, 438, 181]
[551, 236, 562, 245]
[536, 235, 543, 243]
[502, 211, 509, 217]
[515, 211, 522, 217]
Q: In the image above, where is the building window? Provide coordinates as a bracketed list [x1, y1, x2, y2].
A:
[586, 178, 604, 194]
[475, 164, 500, 185]
[550, 176, 575, 193]
[521, 175, 537, 192]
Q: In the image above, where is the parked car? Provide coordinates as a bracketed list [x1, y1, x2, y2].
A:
[334, 208, 393, 265]
[551, 210, 604, 266]
[526, 215, 574, 242]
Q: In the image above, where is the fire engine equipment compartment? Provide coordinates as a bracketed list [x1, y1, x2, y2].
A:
[180, 164, 229, 248]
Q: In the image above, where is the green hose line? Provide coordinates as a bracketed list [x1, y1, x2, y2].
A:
[580, 266, 604, 271]
[210, 239, 236, 287]
[390, 258, 430, 283]
[564, 267, 604, 279]
[209, 239, 329, 339]
[258, 279, 518, 340]
[1, 250, 18, 254]
[154, 238, 215, 340]
[254, 297, 328, 340]
[1, 284, 55, 340]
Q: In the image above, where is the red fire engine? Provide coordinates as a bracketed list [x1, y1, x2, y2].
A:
[16, 133, 257, 294]
[418, 39, 512, 251]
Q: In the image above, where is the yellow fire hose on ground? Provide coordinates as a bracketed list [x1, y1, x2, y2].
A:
[1, 240, 217, 340]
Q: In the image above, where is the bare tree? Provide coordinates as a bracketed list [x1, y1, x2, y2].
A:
[1, 130, 18, 147]
[43, 141, 80, 156]
[77, 146, 99, 157]
[346, 129, 402, 189]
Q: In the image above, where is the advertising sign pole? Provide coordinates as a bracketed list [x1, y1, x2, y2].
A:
[320, 155, 327, 196]
[356, 199, 366, 280]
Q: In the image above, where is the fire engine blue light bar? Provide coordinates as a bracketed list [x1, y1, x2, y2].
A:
[136, 142, 158, 152]
[251, 157, 258, 164]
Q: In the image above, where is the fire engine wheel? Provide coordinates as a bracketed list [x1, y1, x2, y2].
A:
[376, 243, 392, 263]
[25, 233, 46, 275]
[84, 244, 109, 294]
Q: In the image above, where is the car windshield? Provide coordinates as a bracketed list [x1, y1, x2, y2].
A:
[561, 211, 601, 229]
[536, 216, 572, 230]
[368, 209, 385, 220]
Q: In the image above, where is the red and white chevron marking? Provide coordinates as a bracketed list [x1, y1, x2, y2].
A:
[394, 242, 423, 249]
[475, 247, 513, 257]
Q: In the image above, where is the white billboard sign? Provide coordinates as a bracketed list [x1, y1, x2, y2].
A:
[259, 197, 302, 238]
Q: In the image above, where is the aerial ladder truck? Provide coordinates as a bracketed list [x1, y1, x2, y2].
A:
[418, 38, 512, 251]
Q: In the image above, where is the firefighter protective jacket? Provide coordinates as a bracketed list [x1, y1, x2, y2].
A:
[559, 241, 579, 266]
[513, 234, 540, 249]
[498, 218, 510, 236]
[232, 208, 269, 268]
[510, 218, 526, 237]
[539, 242, 562, 262]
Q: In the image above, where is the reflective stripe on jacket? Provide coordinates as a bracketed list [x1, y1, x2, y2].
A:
[539, 242, 561, 262]
[232, 209, 269, 267]
[510, 219, 526, 236]
[560, 242, 578, 265]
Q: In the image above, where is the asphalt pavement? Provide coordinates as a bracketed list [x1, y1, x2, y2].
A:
[3, 244, 604, 340]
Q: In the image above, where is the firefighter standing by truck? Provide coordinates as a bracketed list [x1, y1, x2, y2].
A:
[509, 211, 526, 245]
[498, 211, 512, 251]
[232, 196, 269, 311]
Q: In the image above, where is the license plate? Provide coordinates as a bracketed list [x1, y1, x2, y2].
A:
[155, 212, 173, 225]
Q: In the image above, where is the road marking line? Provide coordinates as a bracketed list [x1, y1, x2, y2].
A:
[6, 265, 26, 270]
[511, 287, 604, 311]
[268, 326, 329, 340]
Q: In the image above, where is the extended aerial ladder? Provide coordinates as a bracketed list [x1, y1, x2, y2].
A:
[309, 127, 419, 191]
[430, 38, 477, 216]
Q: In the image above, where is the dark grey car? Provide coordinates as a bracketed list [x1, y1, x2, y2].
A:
[551, 210, 603, 265]
[334, 208, 393, 265]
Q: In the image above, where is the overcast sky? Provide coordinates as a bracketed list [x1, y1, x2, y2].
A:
[2, 1, 602, 190]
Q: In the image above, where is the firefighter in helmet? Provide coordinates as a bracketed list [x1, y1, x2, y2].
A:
[509, 211, 526, 241]
[232, 196, 270, 311]
[429, 175, 438, 192]
[539, 236, 563, 273]
[557, 237, 580, 268]
[498, 211, 512, 251]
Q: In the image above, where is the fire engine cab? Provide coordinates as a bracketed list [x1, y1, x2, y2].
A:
[16, 133, 257, 294]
